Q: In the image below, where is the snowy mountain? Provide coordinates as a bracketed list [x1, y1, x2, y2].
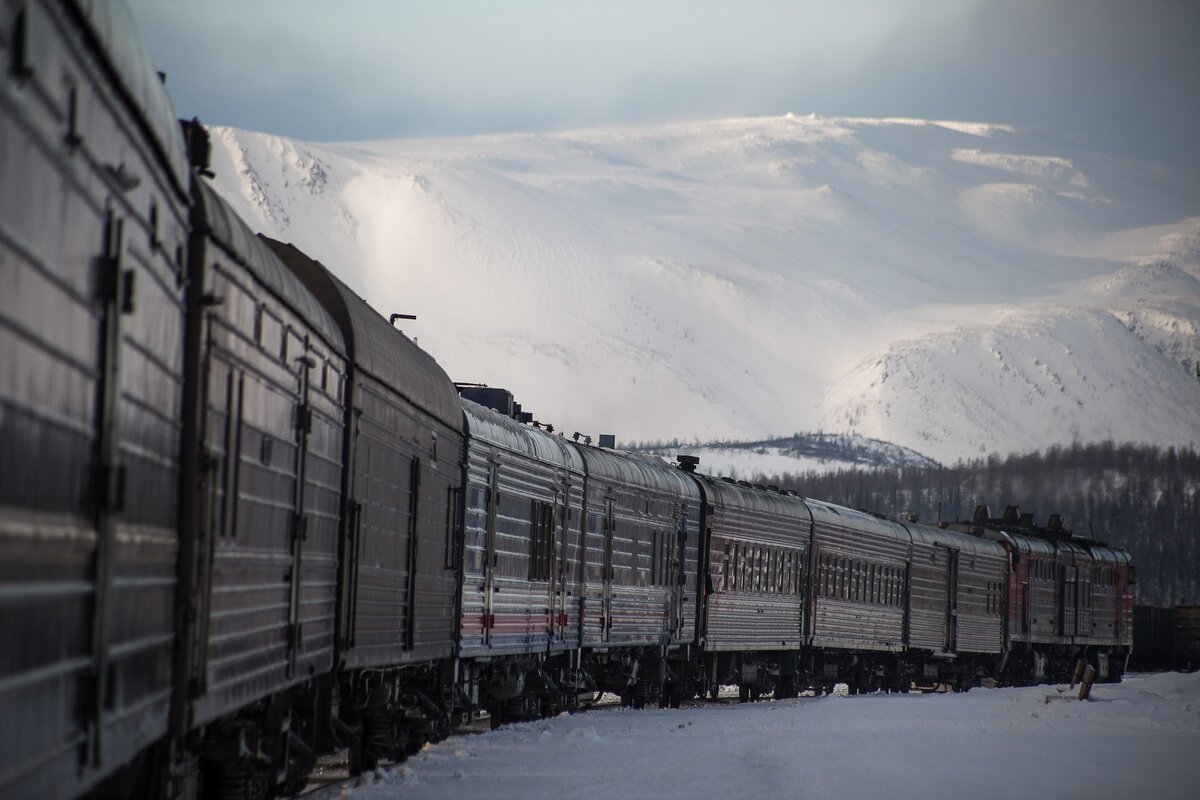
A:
[204, 115, 1200, 464]
[630, 432, 939, 479]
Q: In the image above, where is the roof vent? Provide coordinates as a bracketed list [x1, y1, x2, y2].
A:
[598, 434, 616, 449]
[676, 455, 699, 473]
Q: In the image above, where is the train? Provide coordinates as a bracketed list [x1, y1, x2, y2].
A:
[0, 2, 1136, 799]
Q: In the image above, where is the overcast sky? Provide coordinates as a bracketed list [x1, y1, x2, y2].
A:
[128, 0, 1200, 172]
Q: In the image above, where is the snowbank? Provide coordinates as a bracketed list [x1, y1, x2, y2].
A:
[347, 672, 1200, 800]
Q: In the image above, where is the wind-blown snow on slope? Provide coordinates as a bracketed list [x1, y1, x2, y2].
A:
[205, 116, 1200, 463]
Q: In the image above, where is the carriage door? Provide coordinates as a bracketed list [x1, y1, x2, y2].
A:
[483, 458, 500, 646]
[671, 504, 687, 637]
[602, 495, 615, 642]
[945, 549, 960, 653]
[1064, 564, 1079, 639]
[551, 478, 571, 644]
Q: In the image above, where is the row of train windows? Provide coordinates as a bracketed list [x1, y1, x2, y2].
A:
[1029, 560, 1120, 588]
[467, 490, 677, 586]
[717, 539, 803, 595]
[816, 554, 902, 607]
[1031, 559, 1057, 581]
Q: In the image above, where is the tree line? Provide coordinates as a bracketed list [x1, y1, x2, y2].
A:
[755, 442, 1199, 607]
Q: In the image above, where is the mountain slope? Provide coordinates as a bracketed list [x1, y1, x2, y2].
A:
[205, 115, 1200, 463]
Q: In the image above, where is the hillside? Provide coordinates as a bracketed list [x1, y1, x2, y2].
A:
[204, 115, 1200, 463]
[628, 432, 939, 478]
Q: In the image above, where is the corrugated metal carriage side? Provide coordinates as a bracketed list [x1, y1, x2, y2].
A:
[457, 399, 585, 660]
[573, 447, 701, 707]
[454, 400, 592, 722]
[693, 477, 809, 699]
[802, 500, 909, 692]
[805, 501, 908, 652]
[262, 236, 465, 770]
[263, 237, 463, 674]
[1083, 545, 1131, 649]
[894, 521, 1006, 689]
[0, 1, 190, 798]
[172, 185, 348, 792]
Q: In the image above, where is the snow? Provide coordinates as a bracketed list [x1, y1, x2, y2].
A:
[343, 672, 1200, 800]
[205, 115, 1200, 464]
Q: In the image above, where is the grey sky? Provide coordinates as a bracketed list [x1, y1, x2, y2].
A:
[129, 0, 1200, 172]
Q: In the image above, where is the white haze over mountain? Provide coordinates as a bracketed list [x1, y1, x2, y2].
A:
[205, 115, 1200, 464]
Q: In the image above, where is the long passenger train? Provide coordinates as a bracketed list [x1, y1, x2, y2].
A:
[0, 2, 1135, 799]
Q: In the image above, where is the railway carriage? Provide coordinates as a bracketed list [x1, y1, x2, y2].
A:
[572, 446, 702, 707]
[455, 398, 586, 721]
[261, 237, 466, 769]
[174, 184, 349, 795]
[0, 2, 190, 797]
[694, 477, 810, 699]
[805, 500, 909, 691]
[901, 522, 1006, 686]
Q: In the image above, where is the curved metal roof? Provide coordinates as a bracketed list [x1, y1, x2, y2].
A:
[575, 448, 700, 500]
[801, 498, 911, 544]
[996, 530, 1058, 558]
[193, 182, 344, 355]
[1056, 540, 1090, 560]
[693, 476, 809, 522]
[72, 1, 190, 191]
[261, 237, 462, 431]
[1088, 546, 1132, 566]
[905, 521, 1007, 558]
[462, 400, 583, 472]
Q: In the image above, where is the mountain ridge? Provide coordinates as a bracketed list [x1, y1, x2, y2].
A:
[204, 115, 1200, 463]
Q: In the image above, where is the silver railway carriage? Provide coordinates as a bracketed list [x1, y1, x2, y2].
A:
[901, 522, 1007, 684]
[805, 500, 909, 685]
[575, 446, 701, 707]
[1, 2, 189, 798]
[457, 398, 585, 662]
[696, 477, 810, 700]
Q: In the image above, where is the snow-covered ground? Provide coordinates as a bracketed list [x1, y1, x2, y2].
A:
[206, 115, 1200, 463]
[343, 672, 1200, 800]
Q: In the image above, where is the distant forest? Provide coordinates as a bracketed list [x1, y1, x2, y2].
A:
[752, 443, 1199, 607]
